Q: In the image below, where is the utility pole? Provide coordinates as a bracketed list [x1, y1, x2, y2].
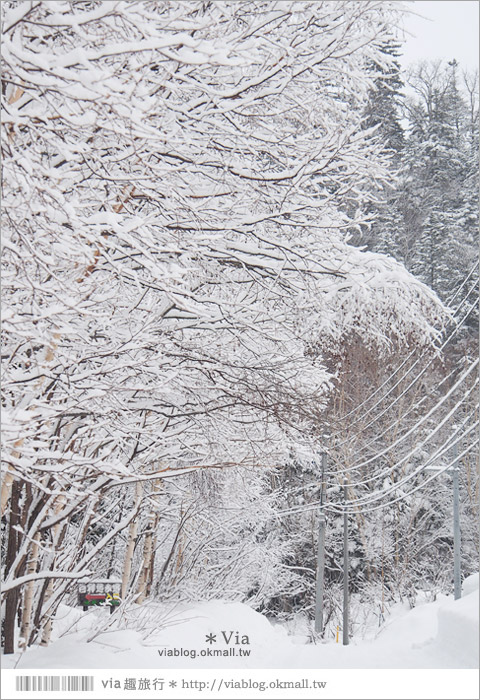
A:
[314, 452, 327, 635]
[343, 482, 349, 646]
[452, 441, 461, 600]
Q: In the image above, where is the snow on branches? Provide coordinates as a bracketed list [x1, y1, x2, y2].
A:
[1, 0, 447, 649]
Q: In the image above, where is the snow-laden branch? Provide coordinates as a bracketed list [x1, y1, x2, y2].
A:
[1, 0, 455, 651]
[2, 569, 93, 594]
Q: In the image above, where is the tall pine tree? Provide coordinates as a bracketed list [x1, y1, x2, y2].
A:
[361, 59, 478, 306]
[353, 39, 406, 258]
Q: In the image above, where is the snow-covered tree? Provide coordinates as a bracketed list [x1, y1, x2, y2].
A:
[1, 0, 447, 651]
[371, 60, 479, 303]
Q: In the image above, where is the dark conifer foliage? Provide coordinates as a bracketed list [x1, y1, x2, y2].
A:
[361, 58, 479, 307]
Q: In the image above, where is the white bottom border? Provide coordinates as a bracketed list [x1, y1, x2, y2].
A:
[1, 668, 479, 700]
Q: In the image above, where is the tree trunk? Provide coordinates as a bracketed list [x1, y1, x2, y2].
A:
[1, 470, 15, 518]
[136, 481, 162, 603]
[3, 480, 22, 653]
[1, 437, 25, 517]
[121, 481, 143, 601]
[40, 496, 65, 647]
[136, 514, 155, 604]
[19, 532, 41, 649]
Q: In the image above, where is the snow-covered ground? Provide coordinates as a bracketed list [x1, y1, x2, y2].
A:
[3, 574, 478, 670]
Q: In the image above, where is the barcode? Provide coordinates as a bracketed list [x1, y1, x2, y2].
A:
[15, 676, 94, 692]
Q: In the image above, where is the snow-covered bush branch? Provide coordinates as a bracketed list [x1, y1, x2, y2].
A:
[1, 0, 448, 651]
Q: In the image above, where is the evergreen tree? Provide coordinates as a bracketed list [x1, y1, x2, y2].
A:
[363, 39, 406, 157]
[361, 59, 478, 306]
[352, 39, 406, 258]
[404, 60, 478, 302]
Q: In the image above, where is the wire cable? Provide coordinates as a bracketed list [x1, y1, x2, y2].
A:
[329, 438, 479, 515]
[277, 409, 478, 517]
[330, 267, 478, 429]
[328, 358, 478, 480]
[338, 410, 479, 508]
[332, 287, 478, 446]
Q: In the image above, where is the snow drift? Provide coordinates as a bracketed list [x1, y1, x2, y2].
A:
[3, 576, 478, 670]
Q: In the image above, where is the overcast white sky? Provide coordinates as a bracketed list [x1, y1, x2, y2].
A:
[399, 1, 479, 72]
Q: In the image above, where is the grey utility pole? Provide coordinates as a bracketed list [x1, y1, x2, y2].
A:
[343, 482, 349, 645]
[314, 452, 327, 635]
[452, 441, 461, 600]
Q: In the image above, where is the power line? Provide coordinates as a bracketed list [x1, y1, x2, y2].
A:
[330, 268, 478, 431]
[276, 434, 478, 518]
[338, 411, 479, 508]
[273, 367, 477, 501]
[350, 363, 459, 458]
[276, 375, 478, 512]
[274, 268, 478, 520]
[332, 287, 478, 446]
[329, 388, 478, 491]
[329, 439, 478, 515]
[444, 260, 479, 307]
[329, 358, 478, 479]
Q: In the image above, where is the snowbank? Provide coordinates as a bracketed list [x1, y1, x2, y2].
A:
[2, 583, 478, 669]
[434, 590, 479, 668]
[462, 572, 479, 596]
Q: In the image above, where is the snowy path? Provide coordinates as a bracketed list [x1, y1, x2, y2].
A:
[3, 576, 478, 671]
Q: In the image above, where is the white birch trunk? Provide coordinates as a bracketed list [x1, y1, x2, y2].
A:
[40, 496, 65, 646]
[19, 532, 41, 649]
[121, 481, 143, 601]
[136, 513, 154, 605]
